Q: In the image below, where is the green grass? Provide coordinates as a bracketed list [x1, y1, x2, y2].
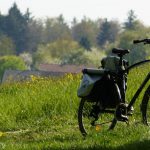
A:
[0, 62, 150, 150]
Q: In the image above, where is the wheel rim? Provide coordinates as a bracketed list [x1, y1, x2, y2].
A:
[146, 99, 150, 125]
[146, 101, 150, 126]
[141, 91, 150, 125]
[78, 99, 115, 136]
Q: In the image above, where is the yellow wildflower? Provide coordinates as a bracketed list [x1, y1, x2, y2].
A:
[30, 75, 37, 82]
[0, 131, 6, 137]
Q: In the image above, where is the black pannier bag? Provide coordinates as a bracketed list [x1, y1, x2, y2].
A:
[77, 68, 120, 108]
[87, 75, 120, 108]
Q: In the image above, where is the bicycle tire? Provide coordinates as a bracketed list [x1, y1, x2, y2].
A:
[78, 98, 116, 136]
[141, 85, 150, 126]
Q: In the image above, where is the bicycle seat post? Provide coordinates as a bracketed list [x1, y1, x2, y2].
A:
[112, 48, 130, 71]
[112, 48, 130, 104]
[118, 54, 124, 69]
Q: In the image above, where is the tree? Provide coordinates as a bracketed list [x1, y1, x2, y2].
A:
[61, 48, 106, 66]
[71, 17, 78, 27]
[33, 39, 81, 67]
[124, 10, 145, 31]
[61, 48, 89, 65]
[26, 19, 44, 53]
[117, 28, 150, 64]
[79, 36, 91, 50]
[33, 45, 55, 68]
[44, 15, 71, 43]
[0, 3, 30, 54]
[71, 17, 98, 47]
[97, 19, 121, 48]
[0, 34, 15, 55]
[124, 10, 137, 30]
[40, 39, 80, 58]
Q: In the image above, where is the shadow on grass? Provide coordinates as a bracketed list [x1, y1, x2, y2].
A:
[117, 140, 150, 150]
[2, 129, 150, 150]
[74, 139, 150, 150]
[40, 139, 150, 150]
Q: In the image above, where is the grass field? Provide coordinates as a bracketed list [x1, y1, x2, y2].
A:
[0, 62, 150, 150]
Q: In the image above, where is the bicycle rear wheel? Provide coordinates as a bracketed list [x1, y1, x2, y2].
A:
[78, 98, 116, 136]
[141, 85, 150, 125]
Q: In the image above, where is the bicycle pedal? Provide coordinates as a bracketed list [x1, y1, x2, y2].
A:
[115, 103, 128, 122]
[127, 107, 134, 115]
[121, 115, 128, 122]
[127, 111, 133, 116]
[116, 114, 128, 122]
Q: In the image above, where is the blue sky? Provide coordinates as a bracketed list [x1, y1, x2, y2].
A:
[1, 0, 150, 25]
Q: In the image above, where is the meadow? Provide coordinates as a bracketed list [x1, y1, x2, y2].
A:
[0, 62, 150, 150]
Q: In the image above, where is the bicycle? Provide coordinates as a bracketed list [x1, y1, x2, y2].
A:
[77, 38, 150, 136]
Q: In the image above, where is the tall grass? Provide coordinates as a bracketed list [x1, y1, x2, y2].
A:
[0, 74, 80, 131]
[0, 62, 150, 149]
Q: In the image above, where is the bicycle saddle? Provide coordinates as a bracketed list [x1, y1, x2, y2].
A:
[112, 48, 130, 56]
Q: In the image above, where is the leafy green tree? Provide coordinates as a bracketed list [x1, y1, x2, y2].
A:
[124, 10, 137, 30]
[61, 48, 106, 66]
[124, 10, 145, 31]
[0, 3, 30, 54]
[26, 19, 44, 53]
[33, 39, 81, 68]
[33, 46, 57, 69]
[97, 19, 121, 48]
[71, 17, 78, 27]
[0, 55, 27, 78]
[71, 17, 98, 47]
[84, 48, 106, 66]
[40, 39, 80, 58]
[0, 34, 15, 55]
[44, 15, 71, 43]
[117, 28, 150, 64]
[79, 36, 91, 50]
[61, 48, 89, 65]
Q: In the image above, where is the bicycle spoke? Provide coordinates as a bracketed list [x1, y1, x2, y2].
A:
[78, 99, 116, 136]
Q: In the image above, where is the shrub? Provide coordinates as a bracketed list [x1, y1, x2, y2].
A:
[0, 55, 27, 79]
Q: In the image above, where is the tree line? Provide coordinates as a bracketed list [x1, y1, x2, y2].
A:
[0, 3, 150, 72]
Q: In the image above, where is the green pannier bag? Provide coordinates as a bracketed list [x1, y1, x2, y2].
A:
[77, 69, 104, 98]
[101, 56, 120, 72]
[101, 56, 128, 72]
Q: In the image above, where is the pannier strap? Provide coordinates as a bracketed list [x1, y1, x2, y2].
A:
[82, 68, 105, 75]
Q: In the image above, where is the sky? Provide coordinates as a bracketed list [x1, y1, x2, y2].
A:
[1, 0, 150, 25]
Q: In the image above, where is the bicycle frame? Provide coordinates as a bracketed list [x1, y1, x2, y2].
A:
[126, 59, 150, 71]
[102, 59, 150, 111]
[125, 59, 150, 112]
[108, 59, 150, 128]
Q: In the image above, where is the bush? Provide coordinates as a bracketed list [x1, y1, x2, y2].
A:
[33, 39, 81, 68]
[0, 55, 27, 79]
[61, 48, 106, 66]
[61, 48, 89, 65]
